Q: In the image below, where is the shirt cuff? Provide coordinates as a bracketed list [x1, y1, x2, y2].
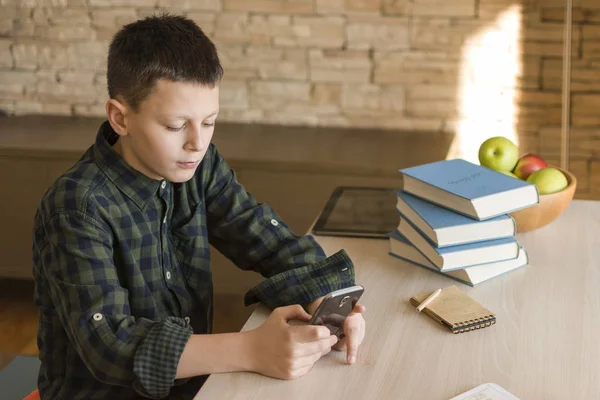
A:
[133, 317, 193, 399]
[244, 249, 356, 309]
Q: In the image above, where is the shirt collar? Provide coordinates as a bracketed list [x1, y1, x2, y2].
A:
[94, 121, 163, 209]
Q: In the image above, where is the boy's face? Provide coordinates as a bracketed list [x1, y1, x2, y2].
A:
[110, 79, 219, 183]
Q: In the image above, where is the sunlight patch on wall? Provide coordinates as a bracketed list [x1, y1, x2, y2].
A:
[446, 5, 522, 163]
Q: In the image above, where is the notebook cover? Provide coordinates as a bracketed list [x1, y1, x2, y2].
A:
[399, 159, 534, 201]
[410, 285, 496, 334]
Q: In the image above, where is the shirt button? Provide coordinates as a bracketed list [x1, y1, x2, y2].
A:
[184, 316, 190, 323]
[93, 313, 103, 321]
[160, 181, 167, 190]
[166, 271, 171, 280]
[270, 219, 279, 227]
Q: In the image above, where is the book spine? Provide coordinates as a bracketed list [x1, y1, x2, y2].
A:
[401, 181, 478, 219]
[396, 194, 439, 244]
[397, 209, 440, 247]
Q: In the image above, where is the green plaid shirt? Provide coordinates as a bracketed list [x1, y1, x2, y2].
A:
[32, 121, 355, 400]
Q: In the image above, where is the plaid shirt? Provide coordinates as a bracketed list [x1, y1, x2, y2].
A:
[32, 121, 355, 400]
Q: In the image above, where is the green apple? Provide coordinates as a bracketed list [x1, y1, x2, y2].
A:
[478, 137, 519, 172]
[500, 171, 519, 179]
[526, 167, 568, 195]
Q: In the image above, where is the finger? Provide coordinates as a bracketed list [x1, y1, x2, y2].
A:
[353, 304, 366, 314]
[295, 351, 324, 369]
[295, 335, 338, 357]
[290, 340, 328, 358]
[344, 321, 362, 365]
[332, 337, 346, 351]
[276, 304, 312, 323]
[291, 324, 332, 343]
[347, 304, 366, 317]
[321, 344, 333, 356]
[283, 352, 322, 380]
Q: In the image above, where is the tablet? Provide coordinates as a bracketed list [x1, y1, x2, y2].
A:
[311, 187, 398, 239]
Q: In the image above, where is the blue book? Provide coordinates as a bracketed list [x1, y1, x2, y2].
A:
[388, 231, 528, 286]
[397, 215, 519, 271]
[396, 191, 516, 248]
[399, 159, 539, 220]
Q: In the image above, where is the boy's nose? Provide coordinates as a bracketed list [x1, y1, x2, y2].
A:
[186, 127, 206, 152]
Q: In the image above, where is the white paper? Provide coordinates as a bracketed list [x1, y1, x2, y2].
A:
[449, 383, 519, 400]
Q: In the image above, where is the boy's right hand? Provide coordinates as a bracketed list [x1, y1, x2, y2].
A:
[246, 304, 338, 380]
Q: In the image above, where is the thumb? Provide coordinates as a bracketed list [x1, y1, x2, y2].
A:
[275, 304, 312, 323]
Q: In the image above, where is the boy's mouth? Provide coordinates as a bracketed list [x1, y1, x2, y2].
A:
[177, 161, 199, 168]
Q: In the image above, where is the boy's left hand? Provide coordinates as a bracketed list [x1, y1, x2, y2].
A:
[333, 304, 366, 365]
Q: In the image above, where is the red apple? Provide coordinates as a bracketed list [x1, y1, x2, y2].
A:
[513, 153, 548, 180]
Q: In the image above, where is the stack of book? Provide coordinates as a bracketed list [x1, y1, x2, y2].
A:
[389, 159, 540, 286]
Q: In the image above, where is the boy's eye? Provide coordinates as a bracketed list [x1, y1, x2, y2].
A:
[202, 122, 215, 127]
[166, 124, 185, 132]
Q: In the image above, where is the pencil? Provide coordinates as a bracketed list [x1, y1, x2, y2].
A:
[416, 288, 442, 312]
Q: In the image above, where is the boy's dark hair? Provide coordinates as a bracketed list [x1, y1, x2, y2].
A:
[107, 14, 223, 111]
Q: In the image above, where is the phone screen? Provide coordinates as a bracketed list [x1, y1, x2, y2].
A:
[310, 288, 363, 336]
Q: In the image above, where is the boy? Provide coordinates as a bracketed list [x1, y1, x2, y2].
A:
[32, 14, 365, 400]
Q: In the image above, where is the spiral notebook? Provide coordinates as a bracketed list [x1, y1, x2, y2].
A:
[410, 285, 496, 334]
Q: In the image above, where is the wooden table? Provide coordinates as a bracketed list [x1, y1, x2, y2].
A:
[197, 200, 600, 399]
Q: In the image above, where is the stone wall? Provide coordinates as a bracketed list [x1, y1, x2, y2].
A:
[0, 0, 599, 197]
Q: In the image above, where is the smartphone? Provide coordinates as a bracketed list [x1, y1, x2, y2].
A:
[309, 285, 364, 337]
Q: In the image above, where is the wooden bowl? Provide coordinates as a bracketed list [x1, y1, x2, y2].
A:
[509, 167, 577, 233]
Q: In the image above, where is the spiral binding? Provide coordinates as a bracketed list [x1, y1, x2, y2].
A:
[452, 316, 496, 334]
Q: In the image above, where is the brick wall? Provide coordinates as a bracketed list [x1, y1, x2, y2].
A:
[0, 0, 599, 197]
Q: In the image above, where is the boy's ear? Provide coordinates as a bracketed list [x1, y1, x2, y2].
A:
[105, 98, 129, 137]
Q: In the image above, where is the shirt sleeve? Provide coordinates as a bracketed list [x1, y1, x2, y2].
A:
[34, 210, 193, 399]
[203, 144, 356, 309]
